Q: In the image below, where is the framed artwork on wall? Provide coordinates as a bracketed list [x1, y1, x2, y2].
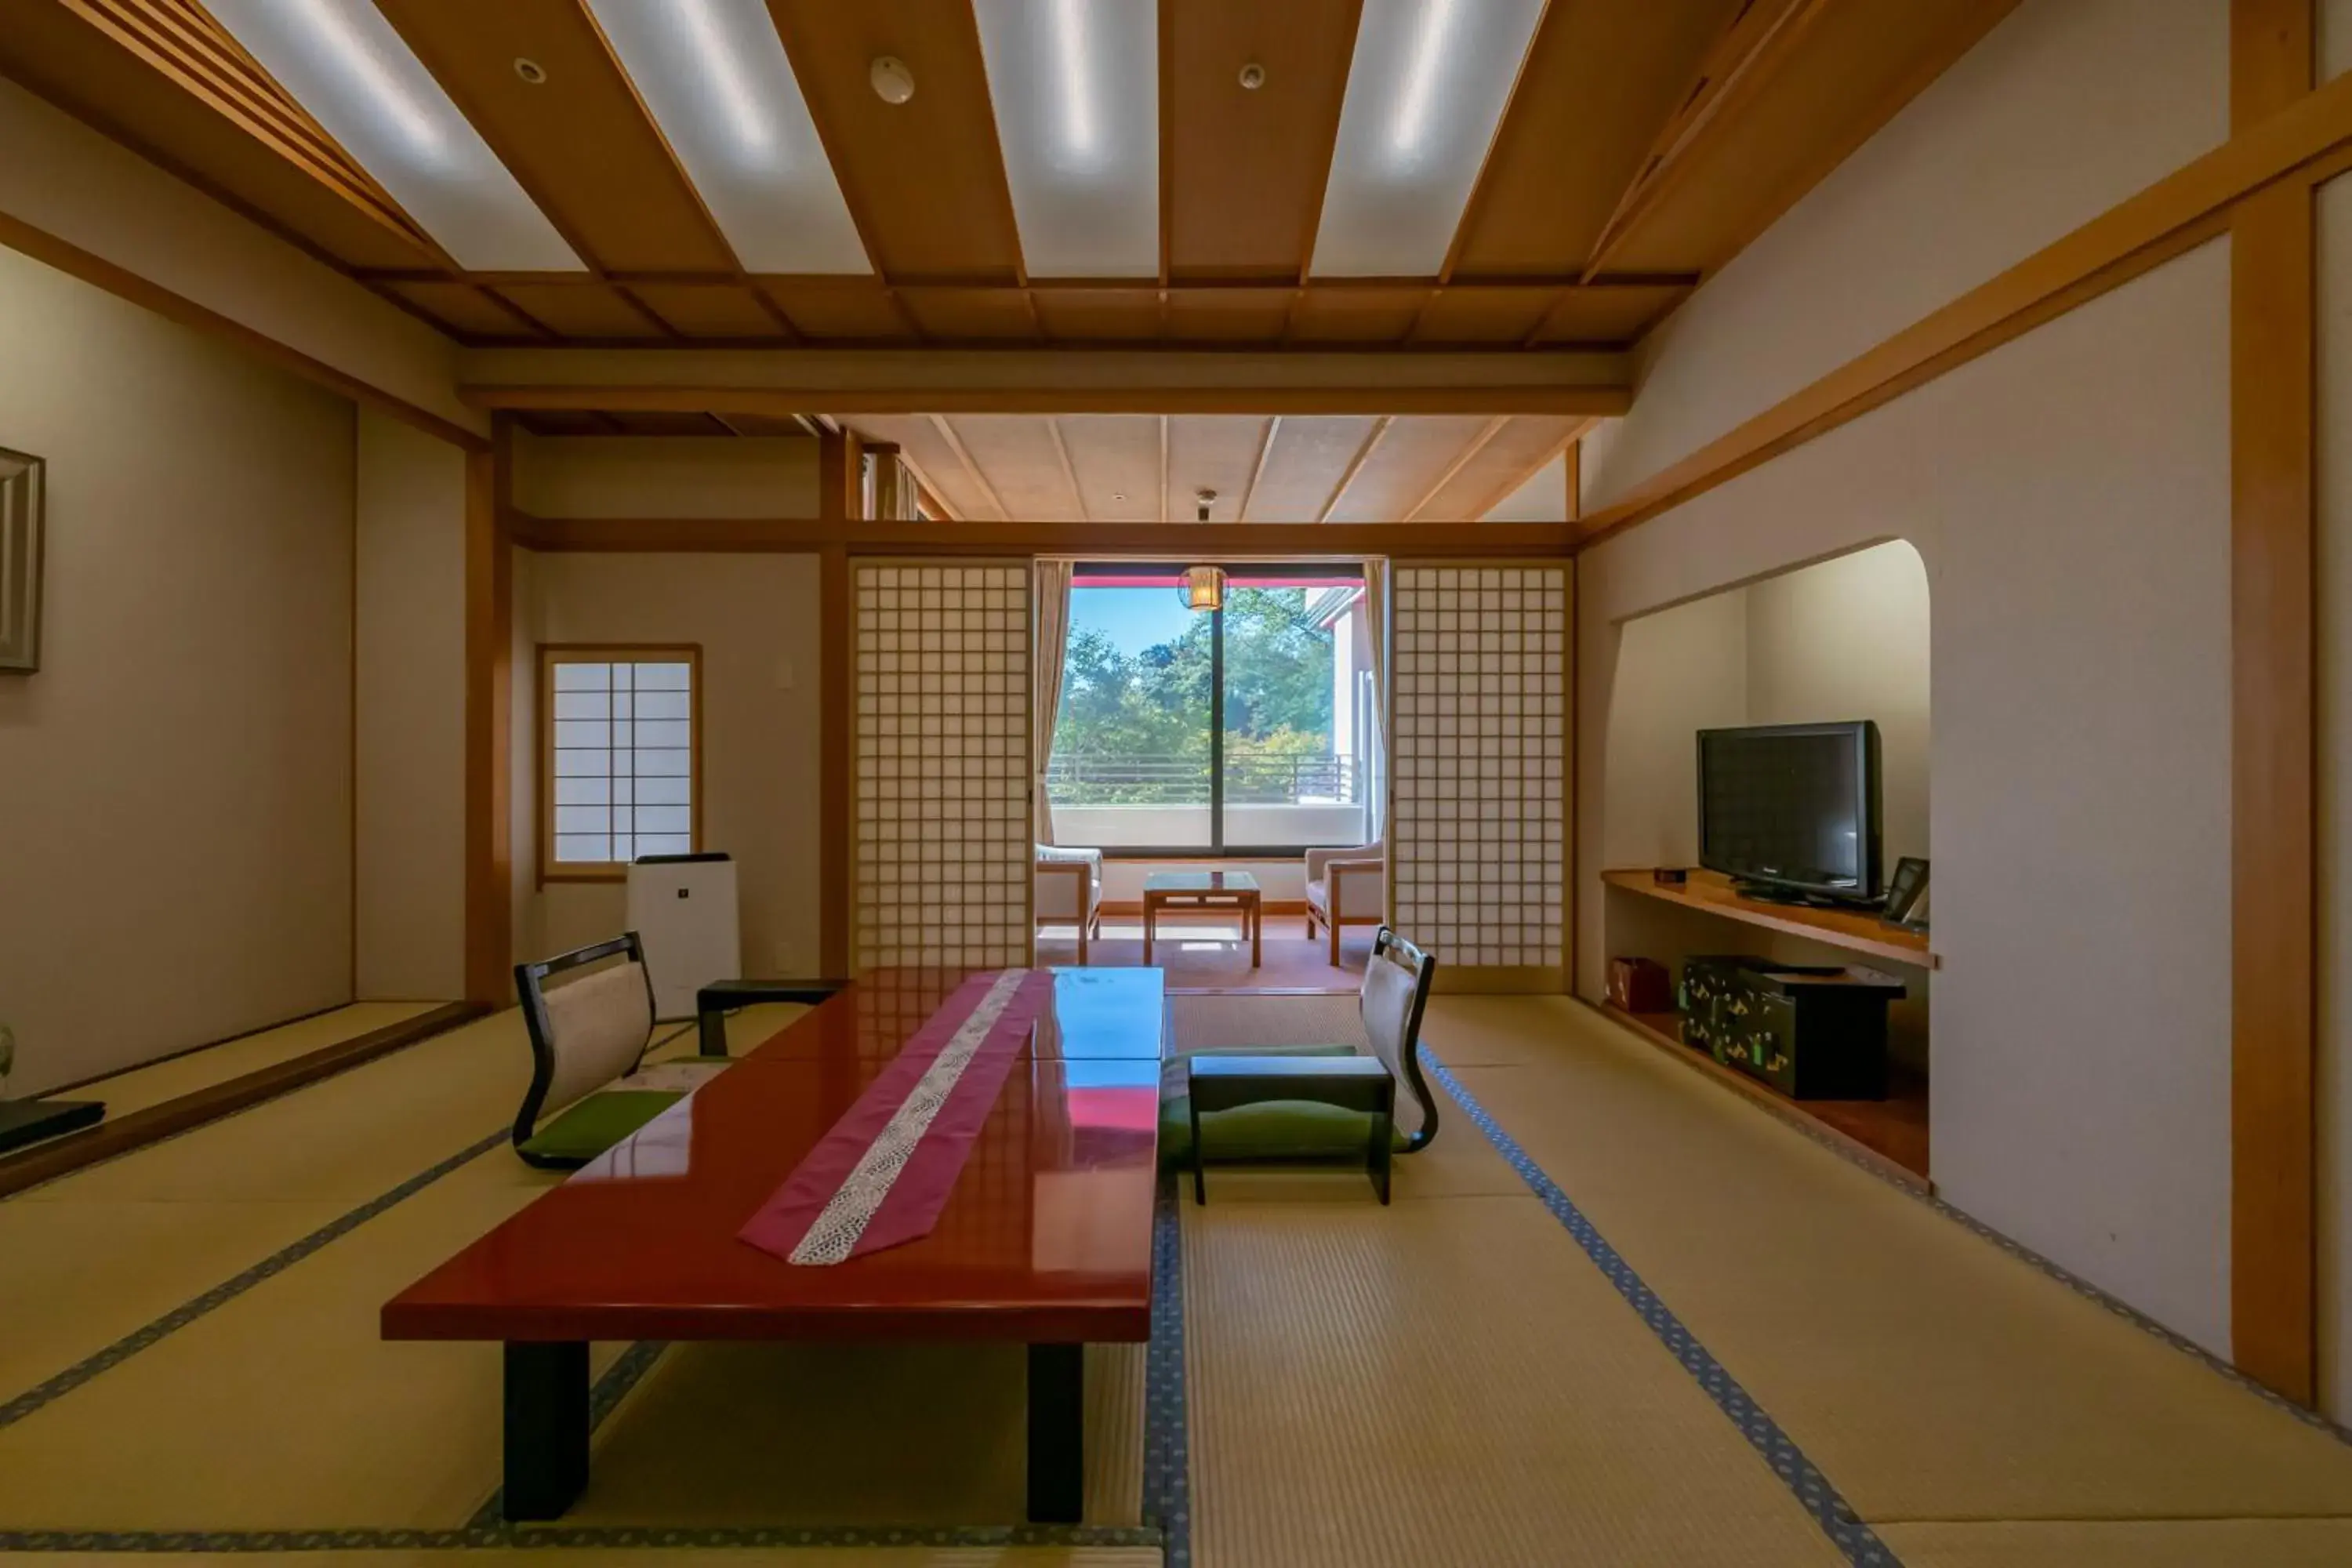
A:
[0, 445, 43, 673]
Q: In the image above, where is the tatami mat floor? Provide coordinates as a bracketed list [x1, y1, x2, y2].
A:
[3, 993, 2349, 1566]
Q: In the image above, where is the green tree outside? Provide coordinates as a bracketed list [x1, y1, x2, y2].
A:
[1051, 587, 1338, 804]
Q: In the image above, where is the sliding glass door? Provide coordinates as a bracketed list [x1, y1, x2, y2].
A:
[1048, 565, 1370, 855]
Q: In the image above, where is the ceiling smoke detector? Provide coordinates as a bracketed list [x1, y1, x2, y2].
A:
[513, 57, 547, 85]
[1238, 62, 1265, 91]
[870, 56, 916, 105]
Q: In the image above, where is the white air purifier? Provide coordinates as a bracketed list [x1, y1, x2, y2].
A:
[625, 853, 741, 1021]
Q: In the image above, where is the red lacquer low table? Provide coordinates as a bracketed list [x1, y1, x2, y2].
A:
[380, 967, 1164, 1523]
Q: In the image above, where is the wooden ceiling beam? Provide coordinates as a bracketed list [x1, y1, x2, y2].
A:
[458, 347, 1632, 417]
[510, 512, 1577, 558]
[1580, 0, 1832, 282]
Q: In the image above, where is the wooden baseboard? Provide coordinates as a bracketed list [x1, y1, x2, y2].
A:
[0, 1001, 488, 1200]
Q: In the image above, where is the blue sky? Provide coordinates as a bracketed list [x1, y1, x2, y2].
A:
[1070, 585, 1197, 657]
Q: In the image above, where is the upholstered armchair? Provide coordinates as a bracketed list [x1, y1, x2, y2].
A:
[1034, 844, 1105, 964]
[1304, 838, 1386, 964]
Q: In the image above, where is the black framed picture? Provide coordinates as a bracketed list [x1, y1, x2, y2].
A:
[1882, 856, 1930, 927]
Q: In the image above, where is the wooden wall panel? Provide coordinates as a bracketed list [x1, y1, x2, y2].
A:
[1163, 0, 1361, 279]
[1447, 0, 1740, 275]
[766, 0, 1021, 281]
[375, 0, 738, 272]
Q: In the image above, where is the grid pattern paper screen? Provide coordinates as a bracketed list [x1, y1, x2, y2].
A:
[1391, 566, 1567, 969]
[855, 564, 1033, 968]
[547, 653, 696, 866]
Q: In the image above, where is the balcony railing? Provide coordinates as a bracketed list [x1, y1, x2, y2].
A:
[1046, 751, 1362, 805]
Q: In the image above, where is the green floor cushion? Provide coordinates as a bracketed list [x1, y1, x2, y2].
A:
[1159, 1045, 1406, 1165]
[518, 1089, 684, 1163]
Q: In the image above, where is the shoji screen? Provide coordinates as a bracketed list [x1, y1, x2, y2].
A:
[1390, 564, 1570, 985]
[853, 562, 1033, 968]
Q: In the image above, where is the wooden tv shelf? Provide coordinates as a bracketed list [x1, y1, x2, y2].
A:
[1602, 868, 1936, 969]
[1596, 1003, 1929, 1188]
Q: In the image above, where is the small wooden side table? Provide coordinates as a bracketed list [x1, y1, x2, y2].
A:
[1142, 870, 1261, 967]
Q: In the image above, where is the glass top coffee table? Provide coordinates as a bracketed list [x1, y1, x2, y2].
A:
[1141, 871, 1262, 968]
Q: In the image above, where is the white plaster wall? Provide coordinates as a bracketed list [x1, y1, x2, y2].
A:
[1483, 452, 1570, 522]
[0, 247, 354, 1092]
[2326, 0, 2352, 80]
[0, 82, 476, 441]
[1584, 0, 2229, 510]
[1745, 542, 1934, 869]
[1597, 587, 1749, 876]
[513, 554, 823, 978]
[511, 435, 819, 519]
[354, 413, 466, 1000]
[1579, 241, 2233, 1356]
[2316, 167, 2352, 1418]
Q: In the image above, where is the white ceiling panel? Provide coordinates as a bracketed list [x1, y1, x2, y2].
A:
[209, 0, 580, 270]
[585, 0, 870, 274]
[973, 0, 1160, 278]
[1309, 0, 1544, 278]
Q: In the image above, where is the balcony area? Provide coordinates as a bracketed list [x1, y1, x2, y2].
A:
[1044, 752, 1369, 849]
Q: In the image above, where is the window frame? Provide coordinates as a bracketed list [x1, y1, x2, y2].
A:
[537, 643, 705, 885]
[1056, 562, 1369, 860]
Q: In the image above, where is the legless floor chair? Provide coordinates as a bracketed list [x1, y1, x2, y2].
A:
[511, 933, 736, 1169]
[1163, 927, 1439, 1202]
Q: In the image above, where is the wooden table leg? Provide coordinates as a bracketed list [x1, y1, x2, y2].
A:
[503, 1341, 590, 1520]
[1142, 895, 1155, 965]
[1027, 1341, 1085, 1523]
[1250, 894, 1261, 967]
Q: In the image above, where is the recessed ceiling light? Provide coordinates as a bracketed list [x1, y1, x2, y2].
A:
[870, 56, 916, 105]
[1238, 62, 1265, 91]
[514, 57, 547, 85]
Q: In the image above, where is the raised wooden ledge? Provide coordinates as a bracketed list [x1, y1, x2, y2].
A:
[0, 1001, 487, 1200]
[1601, 867, 1936, 969]
[1593, 1000, 1930, 1190]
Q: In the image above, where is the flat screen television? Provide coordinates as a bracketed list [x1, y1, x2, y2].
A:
[1696, 720, 1882, 903]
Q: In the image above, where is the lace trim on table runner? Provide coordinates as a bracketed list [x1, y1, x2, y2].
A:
[786, 968, 1032, 1265]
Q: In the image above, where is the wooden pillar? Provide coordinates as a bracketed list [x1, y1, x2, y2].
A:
[819, 544, 851, 977]
[463, 419, 514, 1005]
[816, 426, 862, 977]
[2228, 0, 2318, 1403]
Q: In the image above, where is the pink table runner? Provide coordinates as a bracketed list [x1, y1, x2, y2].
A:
[739, 968, 1054, 1265]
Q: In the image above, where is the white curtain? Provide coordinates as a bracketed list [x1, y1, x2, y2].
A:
[1033, 559, 1074, 846]
[1362, 559, 1388, 843]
